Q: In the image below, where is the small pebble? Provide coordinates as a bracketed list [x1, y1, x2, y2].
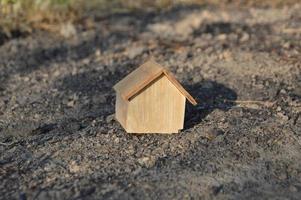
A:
[240, 32, 250, 43]
[203, 128, 224, 140]
[289, 185, 298, 192]
[217, 34, 227, 41]
[60, 22, 77, 38]
[277, 112, 289, 121]
[137, 156, 156, 168]
[127, 46, 145, 59]
[67, 100, 75, 108]
[106, 114, 115, 123]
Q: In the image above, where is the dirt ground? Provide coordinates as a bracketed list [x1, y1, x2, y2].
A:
[0, 3, 301, 200]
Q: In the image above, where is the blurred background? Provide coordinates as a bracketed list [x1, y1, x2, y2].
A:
[0, 0, 299, 39]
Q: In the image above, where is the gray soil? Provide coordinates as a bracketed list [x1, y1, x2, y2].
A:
[1, 3, 301, 200]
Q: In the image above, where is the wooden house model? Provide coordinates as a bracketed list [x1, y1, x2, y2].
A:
[113, 60, 197, 134]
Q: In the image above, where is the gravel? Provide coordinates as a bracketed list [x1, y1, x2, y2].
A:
[1, 3, 301, 200]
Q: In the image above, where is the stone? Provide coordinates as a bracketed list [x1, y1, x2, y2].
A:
[217, 34, 227, 41]
[137, 156, 156, 168]
[277, 112, 289, 121]
[69, 161, 80, 173]
[289, 185, 298, 192]
[106, 114, 115, 123]
[240, 33, 250, 43]
[127, 46, 145, 59]
[60, 22, 77, 38]
[67, 100, 75, 108]
[193, 76, 202, 83]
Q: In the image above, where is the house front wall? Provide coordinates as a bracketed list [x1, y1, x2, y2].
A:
[126, 75, 186, 133]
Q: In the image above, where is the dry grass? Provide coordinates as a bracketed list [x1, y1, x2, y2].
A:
[0, 0, 299, 37]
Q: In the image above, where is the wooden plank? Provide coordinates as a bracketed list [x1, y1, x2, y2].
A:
[113, 60, 162, 99]
[163, 70, 197, 105]
[115, 94, 128, 130]
[125, 70, 163, 101]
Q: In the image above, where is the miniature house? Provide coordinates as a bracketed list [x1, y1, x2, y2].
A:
[113, 60, 197, 134]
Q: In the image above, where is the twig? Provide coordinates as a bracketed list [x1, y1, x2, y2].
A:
[282, 28, 301, 34]
[0, 142, 13, 146]
[224, 100, 276, 107]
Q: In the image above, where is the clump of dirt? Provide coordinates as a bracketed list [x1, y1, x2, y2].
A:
[0, 3, 301, 200]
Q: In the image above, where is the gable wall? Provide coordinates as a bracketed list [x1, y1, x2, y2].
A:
[126, 76, 186, 133]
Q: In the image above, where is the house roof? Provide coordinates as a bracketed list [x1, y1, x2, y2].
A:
[113, 60, 197, 105]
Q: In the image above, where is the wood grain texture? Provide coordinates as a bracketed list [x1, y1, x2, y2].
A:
[163, 70, 197, 105]
[113, 59, 197, 106]
[115, 94, 128, 131]
[126, 75, 186, 133]
[113, 60, 162, 100]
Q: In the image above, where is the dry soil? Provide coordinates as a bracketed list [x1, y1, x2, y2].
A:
[0, 3, 301, 200]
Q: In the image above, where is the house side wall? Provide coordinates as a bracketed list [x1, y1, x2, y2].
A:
[115, 94, 128, 130]
[126, 76, 186, 133]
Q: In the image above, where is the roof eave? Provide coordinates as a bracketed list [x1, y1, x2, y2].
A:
[122, 70, 197, 106]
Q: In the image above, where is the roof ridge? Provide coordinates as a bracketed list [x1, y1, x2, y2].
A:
[113, 61, 197, 105]
[124, 69, 164, 100]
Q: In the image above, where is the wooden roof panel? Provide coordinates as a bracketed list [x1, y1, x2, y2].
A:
[113, 60, 162, 97]
[113, 60, 197, 105]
